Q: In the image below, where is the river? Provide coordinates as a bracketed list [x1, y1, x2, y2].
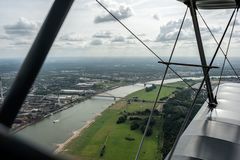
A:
[16, 77, 203, 150]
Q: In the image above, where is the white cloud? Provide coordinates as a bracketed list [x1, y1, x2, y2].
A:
[0, 0, 239, 57]
[59, 32, 84, 41]
[93, 31, 112, 38]
[111, 36, 125, 42]
[11, 39, 31, 46]
[127, 35, 135, 39]
[126, 39, 136, 44]
[156, 18, 192, 42]
[156, 18, 223, 42]
[0, 34, 11, 40]
[230, 19, 240, 27]
[127, 33, 146, 40]
[4, 17, 39, 36]
[200, 26, 222, 36]
[94, 0, 134, 23]
[90, 39, 103, 45]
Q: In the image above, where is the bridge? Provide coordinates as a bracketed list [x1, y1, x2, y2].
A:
[94, 95, 124, 100]
[93, 94, 167, 104]
[94, 92, 124, 100]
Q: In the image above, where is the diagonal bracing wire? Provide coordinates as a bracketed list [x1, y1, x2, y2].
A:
[134, 8, 188, 160]
[207, 8, 236, 85]
[167, 8, 237, 160]
[96, 0, 196, 91]
[215, 9, 238, 99]
[197, 9, 240, 81]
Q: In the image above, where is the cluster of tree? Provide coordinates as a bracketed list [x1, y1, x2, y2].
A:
[92, 83, 105, 90]
[160, 96, 168, 101]
[129, 117, 156, 137]
[162, 88, 206, 158]
[129, 116, 142, 121]
[130, 121, 140, 130]
[116, 115, 127, 124]
[125, 109, 160, 116]
[116, 109, 159, 137]
[140, 125, 153, 137]
[145, 84, 157, 92]
[125, 136, 135, 141]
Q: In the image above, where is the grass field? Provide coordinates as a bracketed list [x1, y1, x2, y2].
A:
[62, 82, 187, 160]
[127, 85, 181, 101]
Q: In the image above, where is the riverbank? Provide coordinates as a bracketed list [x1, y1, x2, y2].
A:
[61, 82, 190, 160]
[16, 82, 146, 149]
[12, 85, 124, 134]
[12, 96, 86, 133]
[14, 78, 199, 134]
[54, 115, 99, 153]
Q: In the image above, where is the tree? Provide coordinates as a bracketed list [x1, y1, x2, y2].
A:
[140, 125, 153, 137]
[130, 121, 139, 130]
[116, 116, 126, 124]
[143, 117, 155, 126]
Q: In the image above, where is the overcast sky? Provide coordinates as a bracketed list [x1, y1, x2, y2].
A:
[0, 0, 239, 59]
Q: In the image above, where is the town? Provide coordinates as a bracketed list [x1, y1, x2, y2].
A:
[0, 57, 238, 131]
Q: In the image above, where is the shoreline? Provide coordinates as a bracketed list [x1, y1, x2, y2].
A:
[12, 85, 122, 134]
[11, 76, 213, 133]
[11, 97, 85, 134]
[54, 113, 102, 153]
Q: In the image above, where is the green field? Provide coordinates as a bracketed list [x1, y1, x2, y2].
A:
[127, 84, 184, 101]
[62, 82, 187, 160]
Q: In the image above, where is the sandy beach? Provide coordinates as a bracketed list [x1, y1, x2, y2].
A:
[54, 113, 101, 153]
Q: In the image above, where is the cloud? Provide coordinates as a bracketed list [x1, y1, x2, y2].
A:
[138, 33, 146, 37]
[127, 33, 146, 40]
[109, 34, 150, 45]
[126, 40, 136, 44]
[11, 40, 31, 46]
[94, 0, 134, 23]
[232, 19, 240, 26]
[93, 31, 112, 38]
[156, 18, 222, 42]
[236, 20, 240, 25]
[4, 17, 39, 36]
[111, 36, 125, 42]
[0, 35, 11, 40]
[90, 39, 103, 45]
[127, 35, 135, 39]
[200, 26, 222, 35]
[59, 32, 84, 41]
[153, 14, 160, 21]
[156, 18, 193, 42]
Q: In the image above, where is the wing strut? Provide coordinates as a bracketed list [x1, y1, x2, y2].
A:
[0, 0, 74, 128]
[167, 0, 237, 159]
[188, 0, 217, 108]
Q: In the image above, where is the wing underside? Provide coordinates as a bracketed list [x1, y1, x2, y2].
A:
[178, 0, 239, 9]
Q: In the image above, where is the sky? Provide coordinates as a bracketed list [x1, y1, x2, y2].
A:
[0, 0, 239, 59]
